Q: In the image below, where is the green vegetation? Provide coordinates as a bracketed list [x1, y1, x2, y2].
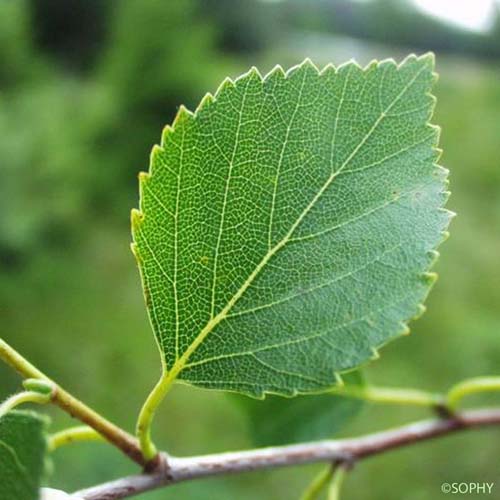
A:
[2, 1, 500, 499]
[131, 54, 449, 460]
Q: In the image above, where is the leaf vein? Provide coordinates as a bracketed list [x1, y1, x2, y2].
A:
[226, 242, 402, 319]
[268, 67, 308, 249]
[210, 77, 252, 318]
[159, 61, 431, 387]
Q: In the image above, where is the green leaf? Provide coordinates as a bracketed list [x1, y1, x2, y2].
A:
[132, 54, 450, 397]
[233, 372, 364, 446]
[0, 410, 48, 500]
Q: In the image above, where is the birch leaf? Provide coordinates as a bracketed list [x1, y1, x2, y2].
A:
[132, 54, 450, 397]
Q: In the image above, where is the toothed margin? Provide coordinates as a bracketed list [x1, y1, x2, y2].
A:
[341, 54, 451, 383]
[131, 53, 452, 399]
[133, 55, 424, 226]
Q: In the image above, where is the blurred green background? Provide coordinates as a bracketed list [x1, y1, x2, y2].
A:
[1, 0, 500, 498]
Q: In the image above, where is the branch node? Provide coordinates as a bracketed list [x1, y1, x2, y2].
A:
[144, 452, 170, 477]
[334, 451, 356, 471]
[433, 402, 455, 419]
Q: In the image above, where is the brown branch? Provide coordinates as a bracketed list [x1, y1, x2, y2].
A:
[75, 407, 500, 500]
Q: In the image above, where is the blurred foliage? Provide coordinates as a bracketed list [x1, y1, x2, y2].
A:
[284, 0, 500, 59]
[0, 0, 231, 267]
[232, 372, 364, 447]
[1, 0, 500, 499]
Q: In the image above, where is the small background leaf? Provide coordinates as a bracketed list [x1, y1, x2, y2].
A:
[0, 410, 48, 500]
[232, 372, 364, 446]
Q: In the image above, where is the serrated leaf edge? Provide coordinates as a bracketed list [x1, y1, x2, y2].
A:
[131, 53, 452, 398]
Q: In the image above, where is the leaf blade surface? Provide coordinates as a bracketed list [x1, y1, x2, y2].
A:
[132, 54, 450, 397]
[0, 410, 48, 500]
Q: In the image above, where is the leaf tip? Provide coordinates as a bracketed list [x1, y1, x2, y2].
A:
[400, 52, 434, 70]
[405, 52, 438, 85]
[419, 51, 436, 68]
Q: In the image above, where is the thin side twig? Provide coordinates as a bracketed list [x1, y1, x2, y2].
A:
[76, 407, 500, 500]
[0, 339, 146, 467]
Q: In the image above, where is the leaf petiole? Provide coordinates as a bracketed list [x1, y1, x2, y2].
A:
[327, 465, 348, 500]
[0, 391, 52, 417]
[331, 384, 444, 408]
[447, 377, 500, 411]
[48, 426, 104, 451]
[136, 370, 175, 460]
[300, 465, 335, 500]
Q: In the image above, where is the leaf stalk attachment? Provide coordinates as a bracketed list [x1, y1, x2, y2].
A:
[300, 465, 335, 500]
[327, 465, 348, 500]
[136, 370, 174, 460]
